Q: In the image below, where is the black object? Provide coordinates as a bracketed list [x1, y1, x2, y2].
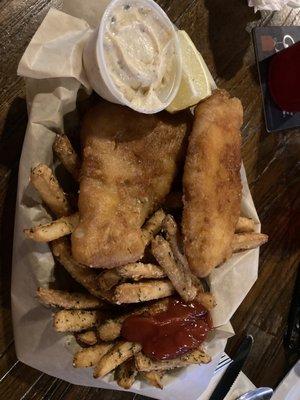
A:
[208, 335, 253, 400]
[252, 26, 300, 132]
[284, 263, 300, 368]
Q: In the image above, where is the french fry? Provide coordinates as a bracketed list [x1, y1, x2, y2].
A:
[114, 280, 174, 304]
[190, 274, 215, 310]
[142, 209, 166, 247]
[119, 263, 165, 281]
[98, 270, 122, 292]
[37, 287, 103, 309]
[51, 238, 114, 302]
[98, 319, 123, 342]
[98, 299, 169, 341]
[236, 217, 255, 233]
[142, 371, 165, 389]
[191, 275, 205, 293]
[152, 235, 197, 302]
[93, 341, 142, 378]
[135, 347, 211, 372]
[232, 233, 268, 252]
[53, 134, 81, 180]
[73, 342, 114, 368]
[75, 330, 98, 346]
[161, 215, 198, 301]
[30, 164, 71, 217]
[24, 213, 79, 242]
[195, 292, 216, 310]
[162, 214, 182, 251]
[114, 358, 137, 389]
[53, 310, 102, 332]
[98, 263, 165, 291]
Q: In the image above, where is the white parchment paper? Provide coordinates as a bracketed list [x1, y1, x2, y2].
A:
[12, 4, 261, 400]
[248, 0, 300, 11]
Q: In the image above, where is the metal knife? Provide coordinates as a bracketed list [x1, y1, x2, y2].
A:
[208, 335, 254, 400]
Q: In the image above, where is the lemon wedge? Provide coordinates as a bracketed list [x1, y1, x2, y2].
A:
[167, 30, 212, 113]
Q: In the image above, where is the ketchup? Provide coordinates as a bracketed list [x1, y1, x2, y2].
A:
[268, 41, 300, 112]
[121, 298, 213, 360]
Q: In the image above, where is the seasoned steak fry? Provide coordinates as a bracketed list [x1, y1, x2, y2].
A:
[73, 343, 114, 368]
[162, 215, 198, 300]
[114, 359, 137, 389]
[51, 238, 113, 301]
[98, 319, 123, 342]
[98, 270, 122, 292]
[235, 217, 255, 233]
[195, 292, 216, 310]
[37, 287, 103, 309]
[142, 209, 166, 247]
[53, 134, 80, 181]
[75, 330, 98, 346]
[142, 371, 165, 389]
[152, 235, 197, 302]
[24, 213, 79, 242]
[53, 310, 101, 332]
[114, 280, 174, 304]
[93, 341, 142, 378]
[135, 347, 211, 371]
[118, 263, 165, 281]
[31, 164, 71, 217]
[98, 263, 165, 291]
[232, 233, 268, 252]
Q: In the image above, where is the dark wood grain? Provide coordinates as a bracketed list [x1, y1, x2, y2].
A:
[0, 0, 299, 398]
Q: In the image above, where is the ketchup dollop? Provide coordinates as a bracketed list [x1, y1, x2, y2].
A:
[121, 298, 213, 360]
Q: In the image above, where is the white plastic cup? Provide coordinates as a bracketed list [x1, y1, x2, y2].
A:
[83, 0, 182, 113]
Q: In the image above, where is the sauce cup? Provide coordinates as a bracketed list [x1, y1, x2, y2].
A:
[83, 0, 182, 113]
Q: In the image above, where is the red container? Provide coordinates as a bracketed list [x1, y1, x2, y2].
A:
[268, 41, 300, 112]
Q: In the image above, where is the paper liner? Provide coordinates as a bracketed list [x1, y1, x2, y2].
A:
[12, 5, 261, 400]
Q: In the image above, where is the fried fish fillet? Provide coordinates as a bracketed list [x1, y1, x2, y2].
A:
[182, 90, 243, 277]
[72, 102, 190, 268]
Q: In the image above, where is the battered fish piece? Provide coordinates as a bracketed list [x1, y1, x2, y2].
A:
[182, 90, 243, 277]
[72, 102, 189, 268]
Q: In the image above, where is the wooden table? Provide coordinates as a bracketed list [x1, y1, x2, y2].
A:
[0, 1, 299, 398]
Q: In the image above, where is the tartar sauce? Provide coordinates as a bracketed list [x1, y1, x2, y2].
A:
[103, 0, 178, 111]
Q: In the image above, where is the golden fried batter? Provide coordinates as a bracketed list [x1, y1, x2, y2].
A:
[182, 90, 243, 277]
[72, 101, 190, 268]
